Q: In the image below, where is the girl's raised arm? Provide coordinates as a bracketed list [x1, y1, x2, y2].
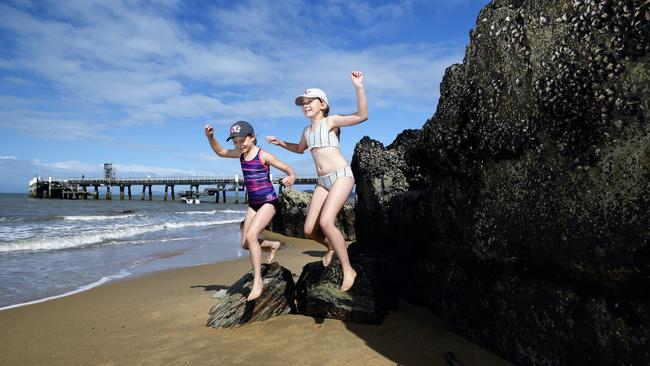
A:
[204, 124, 240, 158]
[329, 70, 368, 129]
[266, 133, 308, 154]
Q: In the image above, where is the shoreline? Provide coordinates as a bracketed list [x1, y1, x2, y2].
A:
[0, 220, 246, 310]
[0, 252, 240, 312]
[0, 269, 132, 312]
[0, 231, 511, 365]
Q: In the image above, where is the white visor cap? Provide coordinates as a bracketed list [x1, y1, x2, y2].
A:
[295, 88, 329, 106]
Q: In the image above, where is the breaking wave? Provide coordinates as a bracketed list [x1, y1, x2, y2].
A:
[0, 219, 241, 253]
[62, 214, 137, 221]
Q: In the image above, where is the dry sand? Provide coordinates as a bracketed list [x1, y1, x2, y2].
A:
[0, 231, 511, 366]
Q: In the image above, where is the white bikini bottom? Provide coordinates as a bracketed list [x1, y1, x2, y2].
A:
[316, 166, 354, 191]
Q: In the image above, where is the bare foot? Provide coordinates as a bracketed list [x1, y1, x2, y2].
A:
[340, 268, 357, 292]
[322, 249, 335, 267]
[247, 278, 263, 301]
[267, 241, 281, 263]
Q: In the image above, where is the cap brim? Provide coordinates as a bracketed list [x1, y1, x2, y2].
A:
[295, 96, 305, 106]
[227, 133, 250, 141]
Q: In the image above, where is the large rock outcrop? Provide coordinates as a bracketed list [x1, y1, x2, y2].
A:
[272, 188, 355, 241]
[352, 1, 649, 365]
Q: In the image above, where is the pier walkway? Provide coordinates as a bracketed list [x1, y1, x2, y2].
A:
[31, 175, 317, 202]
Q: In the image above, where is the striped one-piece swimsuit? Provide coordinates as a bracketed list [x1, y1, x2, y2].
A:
[240, 149, 277, 205]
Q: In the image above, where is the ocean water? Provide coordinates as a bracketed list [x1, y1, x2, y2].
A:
[0, 193, 249, 310]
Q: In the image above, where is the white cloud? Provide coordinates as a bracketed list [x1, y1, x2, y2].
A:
[0, 110, 113, 141]
[3, 76, 33, 86]
[35, 159, 218, 179]
[346, 1, 412, 26]
[43, 160, 98, 171]
[0, 0, 466, 139]
[111, 163, 198, 178]
[0, 154, 240, 191]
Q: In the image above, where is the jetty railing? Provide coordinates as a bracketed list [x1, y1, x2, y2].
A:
[30, 175, 317, 202]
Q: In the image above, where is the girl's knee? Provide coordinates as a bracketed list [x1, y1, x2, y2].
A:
[244, 233, 258, 249]
[318, 218, 337, 234]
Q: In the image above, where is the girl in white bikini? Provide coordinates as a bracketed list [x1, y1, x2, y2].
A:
[266, 71, 367, 291]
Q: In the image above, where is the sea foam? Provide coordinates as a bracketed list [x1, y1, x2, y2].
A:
[62, 214, 136, 221]
[0, 219, 241, 253]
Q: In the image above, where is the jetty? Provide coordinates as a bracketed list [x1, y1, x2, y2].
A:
[29, 164, 316, 203]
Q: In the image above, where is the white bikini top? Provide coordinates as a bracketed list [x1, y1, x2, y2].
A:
[304, 118, 340, 150]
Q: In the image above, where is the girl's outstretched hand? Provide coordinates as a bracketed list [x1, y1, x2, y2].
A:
[204, 124, 215, 138]
[266, 135, 281, 145]
[281, 174, 295, 187]
[350, 70, 364, 88]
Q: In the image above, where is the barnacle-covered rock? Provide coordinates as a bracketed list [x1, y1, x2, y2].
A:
[271, 188, 355, 241]
[206, 263, 296, 328]
[351, 0, 650, 365]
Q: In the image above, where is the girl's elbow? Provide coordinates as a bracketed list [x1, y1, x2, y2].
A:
[359, 113, 369, 122]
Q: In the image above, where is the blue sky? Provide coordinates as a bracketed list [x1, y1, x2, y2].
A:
[0, 0, 488, 192]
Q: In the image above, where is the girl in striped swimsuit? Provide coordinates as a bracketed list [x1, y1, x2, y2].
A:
[266, 71, 368, 292]
[205, 120, 296, 301]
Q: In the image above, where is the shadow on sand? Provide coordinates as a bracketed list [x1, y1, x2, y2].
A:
[339, 300, 511, 366]
[190, 284, 229, 293]
[301, 250, 326, 258]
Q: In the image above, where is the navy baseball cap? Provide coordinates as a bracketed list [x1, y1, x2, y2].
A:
[226, 120, 255, 141]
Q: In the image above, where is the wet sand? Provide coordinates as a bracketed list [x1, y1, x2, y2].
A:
[0, 231, 511, 365]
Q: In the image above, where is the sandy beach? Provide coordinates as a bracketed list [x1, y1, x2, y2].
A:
[0, 231, 511, 366]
